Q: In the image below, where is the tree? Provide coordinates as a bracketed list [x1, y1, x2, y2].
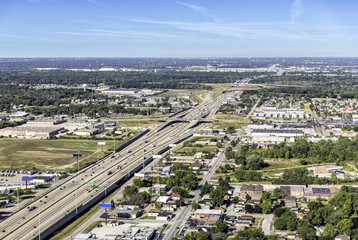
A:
[261, 200, 272, 214]
[274, 207, 288, 218]
[273, 188, 281, 199]
[140, 191, 151, 203]
[227, 126, 235, 134]
[322, 223, 335, 239]
[191, 202, 199, 211]
[184, 231, 211, 240]
[212, 219, 228, 233]
[234, 228, 266, 240]
[110, 199, 115, 210]
[336, 219, 352, 235]
[246, 154, 265, 170]
[297, 219, 316, 240]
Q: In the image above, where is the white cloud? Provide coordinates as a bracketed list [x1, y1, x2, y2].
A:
[289, 0, 303, 24]
[176, 1, 206, 14]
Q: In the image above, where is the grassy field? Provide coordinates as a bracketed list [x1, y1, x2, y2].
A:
[214, 114, 250, 121]
[174, 146, 218, 155]
[111, 120, 159, 128]
[0, 138, 117, 170]
[212, 121, 250, 129]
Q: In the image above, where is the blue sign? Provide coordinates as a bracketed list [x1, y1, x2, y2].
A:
[22, 177, 33, 181]
[99, 203, 111, 208]
[73, 153, 82, 157]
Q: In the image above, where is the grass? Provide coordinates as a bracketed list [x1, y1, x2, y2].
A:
[82, 221, 104, 233]
[49, 186, 119, 240]
[174, 146, 218, 155]
[141, 216, 156, 220]
[303, 103, 315, 116]
[111, 120, 159, 128]
[214, 114, 249, 121]
[213, 122, 250, 129]
[0, 138, 118, 170]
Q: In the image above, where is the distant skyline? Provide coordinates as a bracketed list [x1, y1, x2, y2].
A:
[1, 0, 358, 57]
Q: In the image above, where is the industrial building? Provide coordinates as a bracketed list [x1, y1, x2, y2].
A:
[254, 107, 309, 119]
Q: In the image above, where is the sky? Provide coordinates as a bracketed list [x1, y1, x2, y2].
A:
[1, 0, 358, 57]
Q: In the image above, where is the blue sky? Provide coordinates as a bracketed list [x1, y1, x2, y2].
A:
[1, 0, 358, 57]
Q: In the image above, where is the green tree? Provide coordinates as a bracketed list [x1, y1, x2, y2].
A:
[261, 200, 272, 214]
[336, 219, 353, 235]
[246, 154, 265, 170]
[322, 223, 335, 239]
[227, 126, 235, 134]
[191, 202, 199, 211]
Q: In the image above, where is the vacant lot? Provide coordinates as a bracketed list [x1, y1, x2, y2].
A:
[0, 138, 115, 170]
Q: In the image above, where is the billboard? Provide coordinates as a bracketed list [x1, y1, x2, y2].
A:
[98, 142, 106, 146]
[99, 202, 111, 208]
[22, 177, 33, 181]
[73, 153, 82, 157]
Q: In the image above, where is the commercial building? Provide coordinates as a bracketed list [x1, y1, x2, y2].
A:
[0, 125, 65, 138]
[254, 107, 309, 119]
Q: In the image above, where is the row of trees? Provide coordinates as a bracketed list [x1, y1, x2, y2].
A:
[251, 137, 358, 164]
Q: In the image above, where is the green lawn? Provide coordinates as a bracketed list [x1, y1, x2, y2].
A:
[0, 138, 117, 170]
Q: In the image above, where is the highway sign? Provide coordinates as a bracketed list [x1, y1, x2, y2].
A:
[169, 144, 177, 148]
[189, 128, 194, 131]
[22, 177, 33, 181]
[86, 182, 93, 186]
[153, 155, 162, 159]
[73, 153, 82, 157]
[99, 202, 111, 208]
[98, 142, 106, 146]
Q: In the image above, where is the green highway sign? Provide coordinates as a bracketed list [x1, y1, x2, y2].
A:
[189, 128, 194, 131]
[86, 182, 93, 186]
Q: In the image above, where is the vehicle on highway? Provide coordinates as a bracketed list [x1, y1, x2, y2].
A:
[116, 165, 121, 169]
[107, 171, 112, 175]
[127, 150, 132, 153]
[28, 206, 36, 211]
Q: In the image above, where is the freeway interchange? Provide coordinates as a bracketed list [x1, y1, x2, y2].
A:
[0, 91, 229, 240]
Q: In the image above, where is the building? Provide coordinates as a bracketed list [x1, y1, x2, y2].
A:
[240, 184, 263, 200]
[254, 107, 309, 119]
[0, 125, 65, 138]
[251, 129, 304, 137]
[101, 88, 142, 95]
[109, 209, 140, 219]
[309, 165, 343, 174]
[206, 214, 221, 225]
[30, 176, 52, 184]
[162, 201, 177, 212]
[284, 196, 297, 207]
[73, 128, 100, 136]
[152, 184, 168, 196]
[194, 209, 222, 219]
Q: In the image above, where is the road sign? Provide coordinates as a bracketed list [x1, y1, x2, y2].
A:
[169, 144, 177, 148]
[73, 153, 82, 157]
[86, 182, 93, 186]
[22, 177, 33, 181]
[98, 142, 106, 146]
[153, 155, 162, 159]
[189, 128, 194, 131]
[99, 202, 111, 208]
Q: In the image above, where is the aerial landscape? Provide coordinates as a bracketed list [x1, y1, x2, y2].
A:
[1, 1, 358, 240]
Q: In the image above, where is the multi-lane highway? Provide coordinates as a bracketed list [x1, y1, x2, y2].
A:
[0, 89, 229, 240]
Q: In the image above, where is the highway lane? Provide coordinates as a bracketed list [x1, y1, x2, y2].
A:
[0, 94, 226, 240]
[1, 122, 191, 240]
